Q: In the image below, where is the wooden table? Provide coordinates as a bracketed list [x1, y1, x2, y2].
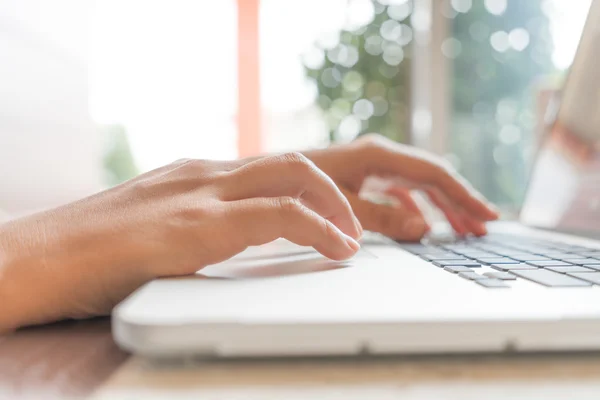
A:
[3, 319, 600, 399]
[0, 318, 128, 399]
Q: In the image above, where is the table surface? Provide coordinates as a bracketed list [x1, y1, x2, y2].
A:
[0, 319, 128, 399]
[3, 319, 600, 399]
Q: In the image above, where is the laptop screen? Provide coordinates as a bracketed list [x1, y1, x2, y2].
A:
[520, 0, 600, 237]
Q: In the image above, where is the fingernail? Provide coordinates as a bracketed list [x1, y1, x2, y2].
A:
[344, 234, 361, 252]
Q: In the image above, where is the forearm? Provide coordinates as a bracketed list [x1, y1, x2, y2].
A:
[0, 215, 73, 331]
[0, 202, 153, 332]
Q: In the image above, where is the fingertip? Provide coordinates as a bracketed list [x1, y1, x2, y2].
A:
[353, 214, 364, 239]
[345, 235, 361, 252]
[488, 206, 501, 220]
[323, 233, 359, 261]
[328, 214, 362, 242]
[480, 202, 500, 220]
[472, 194, 500, 220]
[401, 217, 429, 241]
[473, 222, 488, 237]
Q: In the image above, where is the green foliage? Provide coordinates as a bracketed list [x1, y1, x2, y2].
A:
[452, 2, 552, 112]
[449, 1, 553, 206]
[303, 1, 412, 143]
[102, 125, 139, 186]
[304, 0, 554, 208]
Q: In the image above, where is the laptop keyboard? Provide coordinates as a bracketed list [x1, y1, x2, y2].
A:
[398, 233, 600, 288]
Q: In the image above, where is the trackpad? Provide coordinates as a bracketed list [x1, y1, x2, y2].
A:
[199, 239, 376, 279]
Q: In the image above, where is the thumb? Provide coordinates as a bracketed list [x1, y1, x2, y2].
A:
[341, 188, 429, 242]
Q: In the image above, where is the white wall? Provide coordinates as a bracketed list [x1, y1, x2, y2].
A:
[0, 0, 104, 216]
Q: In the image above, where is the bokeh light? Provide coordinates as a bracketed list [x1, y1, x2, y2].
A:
[300, 0, 590, 208]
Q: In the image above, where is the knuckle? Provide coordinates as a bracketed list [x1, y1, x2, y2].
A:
[356, 133, 386, 157]
[278, 152, 313, 173]
[173, 158, 193, 165]
[432, 161, 455, 182]
[179, 159, 225, 182]
[436, 157, 455, 172]
[275, 196, 303, 216]
[184, 159, 207, 170]
[129, 177, 157, 198]
[357, 133, 385, 150]
[174, 199, 215, 221]
[177, 158, 216, 173]
[358, 133, 383, 145]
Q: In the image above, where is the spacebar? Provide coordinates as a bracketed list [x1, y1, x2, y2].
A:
[511, 269, 593, 287]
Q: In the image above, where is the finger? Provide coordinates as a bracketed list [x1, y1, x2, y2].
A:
[227, 197, 360, 260]
[459, 209, 488, 237]
[384, 187, 431, 233]
[222, 153, 362, 240]
[384, 187, 423, 214]
[342, 188, 428, 241]
[424, 187, 487, 237]
[364, 140, 499, 221]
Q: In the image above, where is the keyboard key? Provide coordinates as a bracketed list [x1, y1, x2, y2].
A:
[511, 269, 592, 287]
[568, 272, 600, 285]
[509, 255, 553, 262]
[526, 260, 574, 267]
[491, 264, 538, 271]
[476, 279, 510, 288]
[484, 271, 517, 280]
[463, 254, 498, 260]
[457, 251, 497, 257]
[490, 250, 531, 256]
[433, 260, 481, 268]
[400, 245, 433, 254]
[442, 245, 473, 252]
[517, 248, 556, 255]
[545, 266, 596, 274]
[559, 258, 600, 265]
[444, 265, 474, 273]
[583, 265, 600, 271]
[544, 252, 577, 259]
[475, 257, 521, 264]
[560, 246, 594, 253]
[580, 252, 600, 257]
[578, 260, 600, 265]
[458, 271, 485, 280]
[554, 254, 588, 259]
[421, 253, 466, 261]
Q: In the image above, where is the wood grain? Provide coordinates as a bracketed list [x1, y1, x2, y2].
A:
[0, 318, 128, 399]
[93, 352, 600, 399]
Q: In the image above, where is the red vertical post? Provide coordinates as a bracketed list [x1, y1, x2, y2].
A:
[237, 0, 262, 157]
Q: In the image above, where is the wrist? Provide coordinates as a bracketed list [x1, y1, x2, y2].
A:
[0, 205, 155, 331]
[0, 220, 51, 331]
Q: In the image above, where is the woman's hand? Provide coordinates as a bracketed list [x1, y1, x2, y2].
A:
[304, 134, 499, 241]
[0, 153, 361, 331]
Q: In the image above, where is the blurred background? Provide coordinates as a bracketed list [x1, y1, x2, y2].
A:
[0, 0, 592, 217]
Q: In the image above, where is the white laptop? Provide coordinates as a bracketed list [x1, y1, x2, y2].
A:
[113, 1, 600, 358]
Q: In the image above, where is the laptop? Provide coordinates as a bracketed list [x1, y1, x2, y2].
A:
[113, 1, 600, 358]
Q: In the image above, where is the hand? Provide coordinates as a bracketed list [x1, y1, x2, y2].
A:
[0, 153, 362, 331]
[304, 134, 499, 241]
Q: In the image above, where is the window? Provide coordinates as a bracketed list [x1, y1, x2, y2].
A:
[444, 0, 591, 210]
[302, 0, 591, 212]
[0, 0, 592, 216]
